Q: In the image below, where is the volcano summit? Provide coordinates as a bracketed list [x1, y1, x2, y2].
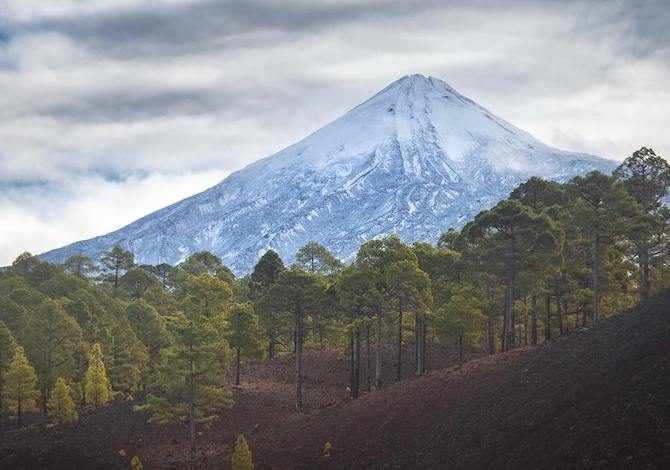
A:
[41, 75, 615, 273]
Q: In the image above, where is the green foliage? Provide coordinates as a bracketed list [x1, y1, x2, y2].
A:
[84, 343, 112, 406]
[323, 441, 332, 458]
[118, 268, 160, 300]
[63, 255, 96, 279]
[220, 303, 262, 384]
[0, 321, 17, 430]
[435, 286, 485, 350]
[185, 274, 233, 317]
[295, 241, 343, 275]
[48, 377, 78, 424]
[3, 346, 40, 427]
[21, 299, 83, 407]
[134, 311, 233, 448]
[615, 147, 670, 213]
[131, 455, 143, 470]
[231, 434, 254, 470]
[100, 245, 134, 290]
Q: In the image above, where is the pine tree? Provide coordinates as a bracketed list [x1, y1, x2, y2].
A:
[48, 377, 78, 424]
[63, 254, 96, 279]
[84, 343, 112, 407]
[295, 241, 343, 276]
[615, 147, 670, 300]
[231, 434, 254, 470]
[101, 245, 134, 291]
[221, 303, 261, 385]
[269, 269, 326, 413]
[3, 346, 40, 428]
[569, 172, 642, 324]
[22, 298, 82, 412]
[355, 236, 431, 387]
[0, 321, 17, 433]
[134, 312, 233, 453]
[250, 250, 285, 359]
[463, 199, 560, 350]
[185, 274, 233, 318]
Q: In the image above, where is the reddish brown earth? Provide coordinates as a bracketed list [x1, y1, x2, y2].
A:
[1, 292, 669, 470]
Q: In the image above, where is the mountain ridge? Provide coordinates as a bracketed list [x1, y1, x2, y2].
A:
[40, 74, 617, 273]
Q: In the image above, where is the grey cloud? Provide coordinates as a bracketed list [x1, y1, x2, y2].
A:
[8, 0, 450, 59]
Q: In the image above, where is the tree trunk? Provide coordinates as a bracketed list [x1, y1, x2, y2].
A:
[592, 235, 600, 326]
[189, 404, 196, 455]
[396, 300, 403, 382]
[503, 281, 514, 351]
[639, 247, 651, 301]
[531, 294, 538, 345]
[235, 346, 241, 386]
[267, 331, 275, 360]
[0, 379, 4, 434]
[487, 315, 495, 355]
[114, 264, 119, 290]
[354, 326, 361, 398]
[349, 328, 356, 399]
[365, 323, 372, 393]
[523, 297, 528, 346]
[415, 313, 424, 375]
[17, 400, 22, 429]
[295, 316, 304, 413]
[414, 312, 420, 375]
[555, 278, 563, 336]
[375, 313, 382, 391]
[545, 290, 551, 341]
[422, 317, 427, 373]
[458, 335, 463, 364]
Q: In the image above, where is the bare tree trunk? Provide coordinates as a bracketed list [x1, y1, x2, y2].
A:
[422, 317, 427, 373]
[349, 328, 356, 399]
[531, 294, 538, 345]
[415, 313, 424, 375]
[523, 297, 528, 346]
[555, 278, 563, 336]
[267, 330, 275, 360]
[295, 316, 304, 413]
[545, 290, 552, 341]
[592, 235, 600, 326]
[17, 401, 22, 429]
[503, 281, 514, 351]
[375, 313, 382, 391]
[235, 346, 241, 386]
[458, 335, 463, 364]
[414, 312, 420, 375]
[0, 379, 4, 434]
[487, 315, 495, 355]
[354, 326, 361, 398]
[639, 248, 651, 301]
[189, 404, 196, 455]
[396, 300, 403, 382]
[366, 324, 372, 393]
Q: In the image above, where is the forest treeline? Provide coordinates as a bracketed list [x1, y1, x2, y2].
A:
[1, 147, 669, 452]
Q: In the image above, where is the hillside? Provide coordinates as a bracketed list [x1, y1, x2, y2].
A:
[248, 291, 670, 470]
[2, 292, 668, 469]
[40, 75, 615, 274]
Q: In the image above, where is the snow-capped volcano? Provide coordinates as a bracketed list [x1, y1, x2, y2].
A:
[41, 75, 616, 273]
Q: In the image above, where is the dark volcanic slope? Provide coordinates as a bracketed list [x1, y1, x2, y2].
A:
[250, 292, 670, 470]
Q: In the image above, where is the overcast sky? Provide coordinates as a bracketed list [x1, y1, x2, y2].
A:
[0, 0, 668, 265]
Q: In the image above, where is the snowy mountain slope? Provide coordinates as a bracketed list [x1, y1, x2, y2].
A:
[40, 75, 617, 274]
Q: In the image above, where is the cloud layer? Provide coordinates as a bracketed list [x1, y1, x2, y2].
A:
[0, 0, 668, 264]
